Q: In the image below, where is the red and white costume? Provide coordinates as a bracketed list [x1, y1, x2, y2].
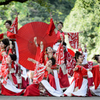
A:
[90, 65, 100, 96]
[64, 65, 88, 96]
[0, 55, 24, 96]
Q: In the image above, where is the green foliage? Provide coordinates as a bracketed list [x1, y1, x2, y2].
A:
[0, 0, 75, 32]
[63, 0, 100, 60]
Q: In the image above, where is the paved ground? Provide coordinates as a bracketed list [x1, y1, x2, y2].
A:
[0, 96, 100, 100]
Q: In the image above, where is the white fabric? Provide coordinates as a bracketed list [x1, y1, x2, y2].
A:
[16, 75, 22, 83]
[3, 79, 23, 93]
[87, 70, 93, 78]
[15, 42, 19, 63]
[53, 70, 63, 93]
[41, 80, 63, 97]
[21, 74, 28, 80]
[90, 84, 100, 96]
[59, 64, 67, 75]
[64, 78, 88, 96]
[82, 52, 88, 64]
[10, 68, 15, 73]
[20, 65, 27, 75]
[15, 41, 27, 77]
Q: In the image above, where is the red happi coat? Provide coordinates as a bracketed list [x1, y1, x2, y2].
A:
[0, 55, 9, 84]
[33, 46, 46, 84]
[91, 65, 100, 89]
[73, 65, 87, 89]
[33, 62, 46, 84]
[54, 31, 65, 43]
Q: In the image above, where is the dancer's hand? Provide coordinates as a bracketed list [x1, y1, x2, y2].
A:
[34, 37, 38, 47]
[9, 41, 13, 49]
[40, 41, 43, 52]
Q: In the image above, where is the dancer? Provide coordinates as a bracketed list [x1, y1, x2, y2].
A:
[64, 51, 88, 96]
[89, 55, 100, 96]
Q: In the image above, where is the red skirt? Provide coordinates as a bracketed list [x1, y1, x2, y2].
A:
[1, 85, 24, 96]
[24, 84, 40, 96]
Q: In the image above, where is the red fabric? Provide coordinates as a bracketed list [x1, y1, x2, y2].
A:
[16, 22, 56, 70]
[73, 65, 87, 89]
[1, 85, 24, 96]
[10, 17, 18, 34]
[67, 48, 75, 57]
[65, 51, 76, 76]
[7, 31, 16, 39]
[68, 32, 79, 49]
[78, 48, 83, 53]
[0, 55, 9, 84]
[24, 84, 40, 96]
[0, 50, 6, 62]
[88, 77, 93, 87]
[83, 61, 93, 69]
[59, 67, 70, 88]
[91, 65, 100, 89]
[55, 31, 65, 43]
[48, 74, 56, 89]
[56, 43, 64, 65]
[11, 73, 17, 85]
[21, 77, 29, 89]
[8, 49, 13, 54]
[0, 33, 4, 39]
[46, 18, 55, 36]
[35, 46, 44, 64]
[33, 62, 46, 84]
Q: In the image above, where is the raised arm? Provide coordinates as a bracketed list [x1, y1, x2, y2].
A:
[34, 37, 38, 47]
[27, 58, 37, 64]
[40, 41, 43, 52]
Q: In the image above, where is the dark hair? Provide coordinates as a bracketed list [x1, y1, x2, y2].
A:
[92, 55, 100, 62]
[57, 22, 63, 27]
[63, 42, 66, 46]
[1, 38, 9, 48]
[46, 46, 53, 54]
[9, 54, 17, 61]
[49, 57, 56, 66]
[75, 51, 82, 62]
[4, 20, 12, 26]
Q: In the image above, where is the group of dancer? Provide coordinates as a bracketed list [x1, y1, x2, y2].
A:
[0, 14, 100, 97]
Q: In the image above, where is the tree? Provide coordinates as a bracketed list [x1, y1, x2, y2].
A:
[63, 0, 100, 60]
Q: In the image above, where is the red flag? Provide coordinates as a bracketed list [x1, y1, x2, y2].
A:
[68, 32, 79, 49]
[10, 17, 18, 34]
[46, 18, 55, 36]
[66, 51, 76, 76]
[56, 43, 64, 65]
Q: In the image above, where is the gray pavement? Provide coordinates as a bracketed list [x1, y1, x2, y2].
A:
[0, 96, 100, 100]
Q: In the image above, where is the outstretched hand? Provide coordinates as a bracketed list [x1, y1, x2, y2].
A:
[9, 41, 13, 49]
